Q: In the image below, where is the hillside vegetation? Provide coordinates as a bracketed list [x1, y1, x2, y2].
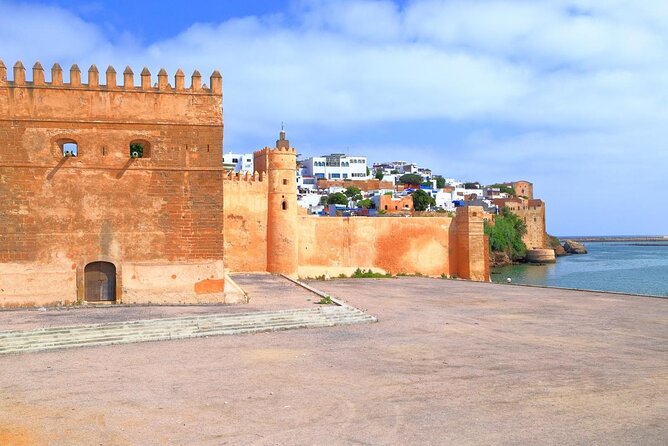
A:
[484, 207, 527, 260]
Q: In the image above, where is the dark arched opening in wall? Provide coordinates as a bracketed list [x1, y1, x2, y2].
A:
[282, 200, 287, 210]
[129, 139, 151, 158]
[84, 261, 116, 302]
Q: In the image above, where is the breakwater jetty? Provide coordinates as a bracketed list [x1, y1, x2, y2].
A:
[562, 236, 668, 243]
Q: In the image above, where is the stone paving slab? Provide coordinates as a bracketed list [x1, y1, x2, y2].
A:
[0, 277, 666, 445]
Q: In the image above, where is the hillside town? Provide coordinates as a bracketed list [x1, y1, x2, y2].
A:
[224, 149, 548, 256]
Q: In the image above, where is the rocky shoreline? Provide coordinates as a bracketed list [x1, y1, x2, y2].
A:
[561, 239, 588, 255]
[490, 239, 588, 268]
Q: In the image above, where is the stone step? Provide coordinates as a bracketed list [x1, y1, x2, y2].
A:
[0, 308, 326, 339]
[0, 314, 364, 349]
[0, 312, 374, 350]
[0, 306, 376, 355]
[0, 308, 327, 339]
[0, 317, 373, 355]
[1, 320, 338, 354]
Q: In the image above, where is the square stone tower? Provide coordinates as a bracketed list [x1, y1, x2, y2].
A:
[0, 60, 226, 306]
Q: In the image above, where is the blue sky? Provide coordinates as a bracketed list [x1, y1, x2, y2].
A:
[1, 0, 667, 236]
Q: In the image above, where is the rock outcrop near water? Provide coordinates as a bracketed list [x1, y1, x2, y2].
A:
[526, 249, 556, 263]
[490, 251, 512, 267]
[563, 240, 588, 254]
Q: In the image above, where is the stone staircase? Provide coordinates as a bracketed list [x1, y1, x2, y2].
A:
[0, 305, 376, 355]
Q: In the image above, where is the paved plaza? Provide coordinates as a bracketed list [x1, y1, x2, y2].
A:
[0, 277, 666, 445]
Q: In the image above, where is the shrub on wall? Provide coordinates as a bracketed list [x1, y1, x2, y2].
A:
[484, 207, 527, 259]
[130, 142, 144, 158]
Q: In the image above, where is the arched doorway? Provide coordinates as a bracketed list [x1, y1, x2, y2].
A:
[84, 262, 116, 302]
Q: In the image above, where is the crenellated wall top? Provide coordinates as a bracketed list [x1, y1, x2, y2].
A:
[223, 171, 265, 182]
[253, 146, 297, 157]
[0, 60, 222, 96]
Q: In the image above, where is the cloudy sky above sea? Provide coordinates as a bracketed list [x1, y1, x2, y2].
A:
[1, 0, 666, 236]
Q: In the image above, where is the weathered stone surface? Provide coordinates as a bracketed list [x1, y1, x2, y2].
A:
[0, 62, 225, 306]
[489, 197, 547, 249]
[563, 240, 588, 254]
[554, 244, 568, 256]
[490, 251, 512, 267]
[525, 248, 556, 263]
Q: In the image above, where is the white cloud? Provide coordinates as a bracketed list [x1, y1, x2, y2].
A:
[0, 1, 113, 64]
[1, 0, 667, 234]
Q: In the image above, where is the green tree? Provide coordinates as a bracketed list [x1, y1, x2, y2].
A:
[390, 169, 399, 174]
[484, 207, 527, 259]
[358, 198, 373, 209]
[344, 186, 362, 200]
[366, 167, 370, 176]
[435, 176, 446, 188]
[463, 182, 480, 189]
[487, 183, 516, 196]
[374, 170, 384, 180]
[327, 192, 348, 206]
[399, 173, 422, 186]
[412, 189, 436, 211]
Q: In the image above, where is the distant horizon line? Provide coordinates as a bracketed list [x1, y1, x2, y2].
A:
[556, 235, 668, 239]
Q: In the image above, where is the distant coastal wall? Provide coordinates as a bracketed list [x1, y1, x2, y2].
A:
[562, 237, 668, 242]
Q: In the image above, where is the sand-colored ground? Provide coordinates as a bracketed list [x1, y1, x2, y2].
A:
[0, 277, 666, 445]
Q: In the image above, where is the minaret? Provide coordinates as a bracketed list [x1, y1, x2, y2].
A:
[264, 129, 298, 276]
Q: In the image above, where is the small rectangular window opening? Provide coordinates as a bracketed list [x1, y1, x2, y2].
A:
[62, 142, 78, 157]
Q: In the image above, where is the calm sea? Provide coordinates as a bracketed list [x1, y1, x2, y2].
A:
[491, 241, 668, 297]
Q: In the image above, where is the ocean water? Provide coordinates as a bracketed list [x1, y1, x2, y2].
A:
[491, 241, 668, 297]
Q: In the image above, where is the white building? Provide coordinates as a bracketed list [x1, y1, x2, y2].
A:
[223, 152, 254, 173]
[372, 161, 432, 181]
[302, 153, 369, 180]
[434, 190, 455, 210]
[451, 186, 484, 202]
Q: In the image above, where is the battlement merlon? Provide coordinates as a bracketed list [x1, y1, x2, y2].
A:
[223, 171, 265, 182]
[1, 60, 222, 94]
[252, 146, 297, 157]
[0, 60, 223, 126]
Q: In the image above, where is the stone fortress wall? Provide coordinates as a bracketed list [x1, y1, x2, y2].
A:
[226, 131, 490, 282]
[0, 59, 490, 308]
[296, 207, 488, 281]
[0, 60, 226, 306]
[490, 196, 547, 250]
[506, 199, 547, 250]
